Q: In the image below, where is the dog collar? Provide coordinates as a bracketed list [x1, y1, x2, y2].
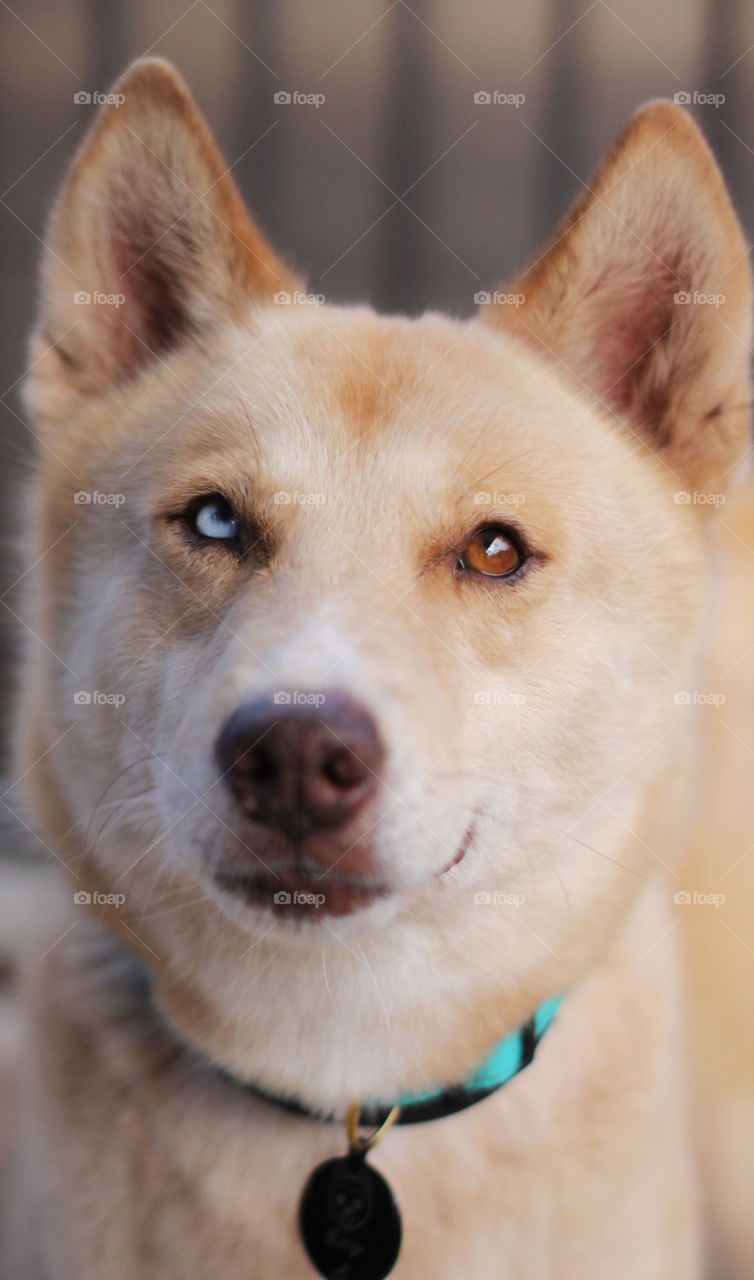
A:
[142, 960, 562, 1278]
[227, 992, 564, 1127]
[294, 992, 562, 1278]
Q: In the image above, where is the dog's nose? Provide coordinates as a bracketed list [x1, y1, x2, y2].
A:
[215, 692, 384, 834]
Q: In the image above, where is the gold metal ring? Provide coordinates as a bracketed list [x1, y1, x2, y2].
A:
[346, 1103, 401, 1154]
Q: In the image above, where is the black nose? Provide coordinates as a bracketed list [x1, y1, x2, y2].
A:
[215, 692, 384, 834]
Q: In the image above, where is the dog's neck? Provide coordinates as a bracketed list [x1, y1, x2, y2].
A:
[140, 953, 563, 1126]
[219, 992, 564, 1126]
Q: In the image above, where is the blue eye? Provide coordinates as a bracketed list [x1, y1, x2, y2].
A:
[193, 496, 238, 541]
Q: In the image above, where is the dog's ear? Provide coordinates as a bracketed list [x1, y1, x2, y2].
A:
[484, 103, 751, 496]
[27, 59, 298, 425]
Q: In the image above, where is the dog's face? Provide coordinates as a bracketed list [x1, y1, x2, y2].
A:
[18, 61, 750, 1099]
[33, 308, 702, 925]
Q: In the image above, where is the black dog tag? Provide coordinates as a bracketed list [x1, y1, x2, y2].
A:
[299, 1152, 402, 1280]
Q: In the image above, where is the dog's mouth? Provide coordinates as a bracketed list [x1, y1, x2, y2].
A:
[213, 819, 476, 920]
[439, 817, 476, 875]
[214, 866, 391, 918]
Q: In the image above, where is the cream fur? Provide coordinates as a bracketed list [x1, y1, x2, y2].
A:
[2, 59, 750, 1279]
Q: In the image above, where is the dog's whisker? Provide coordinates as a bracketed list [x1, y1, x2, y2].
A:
[137, 859, 177, 920]
[84, 754, 157, 846]
[545, 826, 660, 884]
[139, 879, 191, 914]
[320, 944, 335, 1007]
[89, 793, 155, 857]
[132, 893, 211, 923]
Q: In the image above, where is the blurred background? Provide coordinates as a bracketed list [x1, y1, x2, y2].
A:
[0, 2, 752, 1275]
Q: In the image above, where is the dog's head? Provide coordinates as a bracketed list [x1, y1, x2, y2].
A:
[18, 61, 750, 1102]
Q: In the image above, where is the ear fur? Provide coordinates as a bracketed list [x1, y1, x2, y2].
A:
[27, 59, 298, 425]
[485, 103, 751, 496]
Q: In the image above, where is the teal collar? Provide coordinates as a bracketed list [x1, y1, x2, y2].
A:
[221, 993, 564, 1127]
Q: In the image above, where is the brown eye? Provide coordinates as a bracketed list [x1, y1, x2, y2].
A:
[457, 526, 524, 578]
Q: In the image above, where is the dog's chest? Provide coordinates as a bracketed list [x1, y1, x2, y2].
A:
[39, 1023, 694, 1280]
[16, 906, 697, 1280]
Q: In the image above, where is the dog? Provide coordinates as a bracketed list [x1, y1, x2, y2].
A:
[1, 58, 750, 1278]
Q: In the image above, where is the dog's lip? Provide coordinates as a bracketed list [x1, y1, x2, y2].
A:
[214, 867, 391, 918]
[438, 818, 476, 876]
[215, 821, 476, 918]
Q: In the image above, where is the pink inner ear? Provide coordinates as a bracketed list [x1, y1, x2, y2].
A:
[592, 266, 684, 431]
[107, 170, 196, 379]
